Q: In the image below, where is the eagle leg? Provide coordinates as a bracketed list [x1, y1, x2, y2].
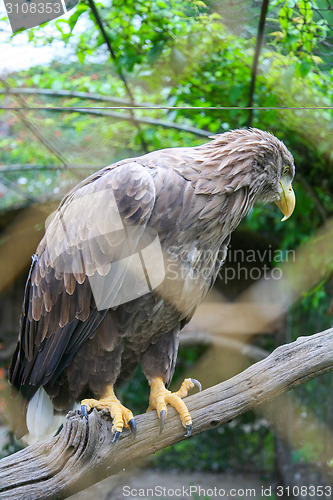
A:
[81, 385, 135, 441]
[147, 377, 201, 437]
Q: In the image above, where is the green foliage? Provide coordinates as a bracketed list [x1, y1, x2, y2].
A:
[0, 431, 23, 460]
[271, 0, 329, 63]
[149, 415, 275, 474]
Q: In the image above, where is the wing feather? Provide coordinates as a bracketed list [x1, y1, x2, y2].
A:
[9, 162, 156, 400]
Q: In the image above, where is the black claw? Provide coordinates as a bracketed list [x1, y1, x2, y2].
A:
[54, 424, 63, 436]
[80, 405, 88, 420]
[184, 424, 192, 438]
[129, 418, 137, 439]
[112, 431, 121, 443]
[159, 409, 166, 434]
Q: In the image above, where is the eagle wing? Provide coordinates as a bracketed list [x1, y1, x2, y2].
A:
[9, 162, 156, 399]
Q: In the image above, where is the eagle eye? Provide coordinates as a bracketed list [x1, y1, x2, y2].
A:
[282, 166, 290, 176]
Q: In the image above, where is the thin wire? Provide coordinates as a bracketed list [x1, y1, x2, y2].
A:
[0, 106, 332, 110]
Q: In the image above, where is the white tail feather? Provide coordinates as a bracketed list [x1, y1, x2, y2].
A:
[24, 388, 64, 445]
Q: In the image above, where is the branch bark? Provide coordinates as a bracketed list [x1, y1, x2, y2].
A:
[0, 87, 154, 108]
[246, 0, 269, 127]
[0, 328, 332, 499]
[26, 107, 211, 138]
[0, 88, 211, 138]
[86, 0, 149, 152]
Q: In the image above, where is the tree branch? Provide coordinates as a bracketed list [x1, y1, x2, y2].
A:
[0, 88, 211, 138]
[0, 87, 154, 107]
[180, 329, 268, 361]
[86, 0, 149, 152]
[17, 106, 211, 137]
[0, 328, 332, 499]
[246, 0, 269, 127]
[298, 173, 328, 222]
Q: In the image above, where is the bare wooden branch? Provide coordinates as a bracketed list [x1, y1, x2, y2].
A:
[0, 164, 95, 173]
[0, 88, 154, 108]
[0, 328, 332, 499]
[180, 329, 268, 361]
[246, 0, 269, 127]
[0, 87, 211, 138]
[29, 107, 211, 138]
[86, 0, 148, 152]
[298, 173, 328, 222]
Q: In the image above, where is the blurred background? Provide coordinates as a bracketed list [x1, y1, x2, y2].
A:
[0, 0, 332, 498]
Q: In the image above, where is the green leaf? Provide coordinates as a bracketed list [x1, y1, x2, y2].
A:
[297, 59, 312, 78]
[279, 6, 293, 30]
[77, 51, 85, 64]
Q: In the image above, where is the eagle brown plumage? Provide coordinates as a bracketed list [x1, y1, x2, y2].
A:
[9, 128, 295, 442]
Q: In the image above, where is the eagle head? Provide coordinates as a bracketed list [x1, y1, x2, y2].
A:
[202, 128, 296, 221]
[248, 128, 296, 221]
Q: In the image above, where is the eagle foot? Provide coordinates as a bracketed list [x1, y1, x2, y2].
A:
[80, 386, 135, 440]
[147, 377, 201, 437]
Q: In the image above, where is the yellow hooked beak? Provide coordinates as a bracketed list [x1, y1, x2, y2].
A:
[275, 178, 296, 222]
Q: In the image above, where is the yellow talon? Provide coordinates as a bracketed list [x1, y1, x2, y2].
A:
[147, 377, 201, 436]
[81, 385, 135, 438]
